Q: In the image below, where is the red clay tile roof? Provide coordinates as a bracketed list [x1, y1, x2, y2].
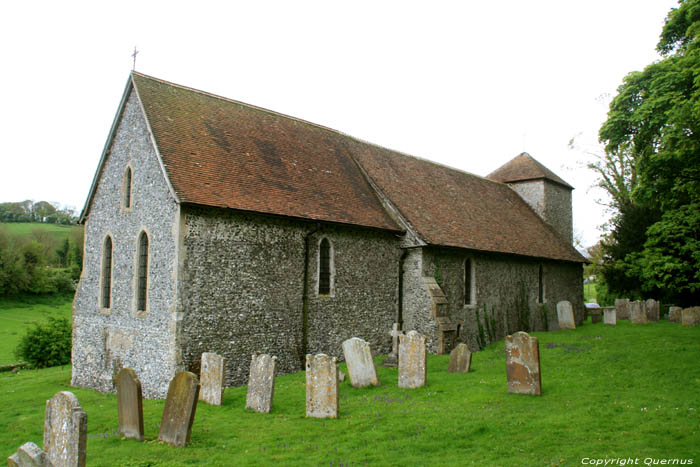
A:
[131, 73, 400, 232]
[487, 152, 573, 189]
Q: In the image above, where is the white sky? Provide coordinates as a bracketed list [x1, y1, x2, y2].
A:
[0, 0, 678, 247]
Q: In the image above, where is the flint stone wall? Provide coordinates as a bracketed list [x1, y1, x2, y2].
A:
[507, 180, 573, 244]
[178, 205, 400, 388]
[72, 89, 180, 399]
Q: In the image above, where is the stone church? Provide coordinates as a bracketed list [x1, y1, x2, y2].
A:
[72, 72, 585, 398]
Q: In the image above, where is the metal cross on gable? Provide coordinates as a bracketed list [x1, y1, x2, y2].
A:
[131, 47, 139, 71]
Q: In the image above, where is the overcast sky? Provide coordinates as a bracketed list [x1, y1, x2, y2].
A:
[0, 0, 678, 247]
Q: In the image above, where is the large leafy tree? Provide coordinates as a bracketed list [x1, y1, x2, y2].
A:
[598, 0, 700, 306]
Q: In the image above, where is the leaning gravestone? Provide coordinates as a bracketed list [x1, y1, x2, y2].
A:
[305, 354, 338, 418]
[398, 330, 427, 388]
[615, 298, 630, 320]
[7, 442, 48, 466]
[681, 307, 700, 326]
[448, 343, 472, 373]
[556, 301, 576, 330]
[342, 337, 380, 388]
[630, 301, 648, 324]
[44, 391, 87, 467]
[117, 368, 144, 441]
[505, 332, 542, 396]
[668, 306, 682, 323]
[604, 308, 617, 326]
[158, 371, 200, 447]
[646, 299, 660, 322]
[246, 353, 277, 413]
[199, 352, 225, 406]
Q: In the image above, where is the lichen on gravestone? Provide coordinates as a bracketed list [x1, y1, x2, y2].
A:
[448, 343, 472, 373]
[246, 354, 277, 413]
[342, 337, 380, 388]
[158, 371, 200, 447]
[44, 391, 87, 467]
[305, 354, 338, 419]
[117, 368, 144, 441]
[199, 352, 226, 406]
[398, 331, 426, 389]
[556, 301, 576, 330]
[505, 332, 542, 396]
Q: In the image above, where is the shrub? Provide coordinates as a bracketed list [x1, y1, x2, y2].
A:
[14, 317, 71, 368]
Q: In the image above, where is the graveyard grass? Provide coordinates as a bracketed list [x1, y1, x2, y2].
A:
[2, 320, 699, 466]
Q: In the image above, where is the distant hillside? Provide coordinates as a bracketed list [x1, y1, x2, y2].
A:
[0, 222, 82, 243]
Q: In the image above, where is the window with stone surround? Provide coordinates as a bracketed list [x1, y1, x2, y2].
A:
[464, 258, 474, 305]
[318, 237, 333, 296]
[101, 235, 113, 309]
[123, 166, 133, 210]
[136, 231, 149, 312]
[538, 264, 545, 304]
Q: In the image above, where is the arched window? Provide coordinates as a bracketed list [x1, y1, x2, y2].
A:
[538, 264, 545, 304]
[124, 167, 133, 209]
[464, 258, 473, 305]
[101, 236, 112, 308]
[318, 238, 331, 295]
[136, 231, 149, 312]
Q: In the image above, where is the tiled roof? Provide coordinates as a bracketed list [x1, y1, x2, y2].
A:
[128, 73, 584, 263]
[131, 73, 401, 232]
[487, 152, 573, 189]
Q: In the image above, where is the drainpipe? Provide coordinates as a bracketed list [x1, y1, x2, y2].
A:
[300, 223, 320, 367]
[398, 248, 408, 328]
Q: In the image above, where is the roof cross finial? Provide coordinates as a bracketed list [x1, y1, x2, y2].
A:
[131, 47, 139, 71]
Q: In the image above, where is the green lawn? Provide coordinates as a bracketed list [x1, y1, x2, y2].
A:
[0, 222, 81, 243]
[0, 295, 73, 366]
[584, 281, 598, 302]
[1, 318, 699, 466]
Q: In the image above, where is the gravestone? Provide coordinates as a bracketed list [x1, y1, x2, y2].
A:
[199, 352, 225, 406]
[646, 299, 660, 322]
[44, 391, 87, 467]
[398, 330, 427, 388]
[630, 301, 648, 324]
[305, 354, 338, 418]
[505, 332, 542, 396]
[615, 298, 630, 320]
[556, 301, 576, 330]
[590, 310, 602, 324]
[342, 337, 380, 388]
[158, 371, 200, 447]
[338, 370, 346, 382]
[246, 353, 277, 413]
[604, 308, 617, 326]
[681, 307, 700, 326]
[381, 323, 402, 367]
[117, 368, 144, 441]
[7, 442, 48, 466]
[668, 306, 682, 323]
[448, 343, 472, 373]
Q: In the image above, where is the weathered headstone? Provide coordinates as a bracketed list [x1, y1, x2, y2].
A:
[448, 343, 472, 373]
[590, 310, 602, 324]
[556, 301, 576, 330]
[117, 368, 144, 441]
[398, 330, 427, 388]
[245, 353, 277, 413]
[604, 308, 617, 326]
[342, 337, 380, 388]
[44, 391, 87, 467]
[505, 332, 542, 396]
[630, 301, 648, 324]
[615, 298, 630, 320]
[668, 306, 683, 323]
[338, 370, 346, 382]
[305, 354, 338, 418]
[681, 307, 700, 326]
[645, 298, 660, 322]
[381, 323, 402, 367]
[199, 352, 225, 406]
[7, 442, 48, 466]
[158, 371, 200, 447]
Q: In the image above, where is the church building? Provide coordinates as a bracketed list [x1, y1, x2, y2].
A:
[72, 72, 585, 398]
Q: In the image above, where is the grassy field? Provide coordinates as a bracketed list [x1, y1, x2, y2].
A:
[1, 317, 698, 466]
[0, 222, 81, 242]
[584, 282, 598, 302]
[0, 295, 73, 366]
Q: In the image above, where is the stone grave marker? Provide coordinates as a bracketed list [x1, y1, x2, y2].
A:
[44, 391, 87, 467]
[398, 330, 427, 388]
[342, 337, 380, 388]
[381, 323, 402, 367]
[158, 371, 200, 447]
[615, 298, 630, 320]
[668, 306, 682, 323]
[338, 370, 346, 382]
[646, 299, 660, 322]
[604, 308, 617, 326]
[246, 353, 277, 413]
[117, 368, 144, 441]
[7, 442, 48, 466]
[305, 354, 338, 418]
[556, 301, 576, 330]
[682, 307, 700, 326]
[505, 332, 542, 396]
[590, 310, 602, 324]
[448, 343, 472, 373]
[630, 301, 648, 324]
[199, 352, 225, 406]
